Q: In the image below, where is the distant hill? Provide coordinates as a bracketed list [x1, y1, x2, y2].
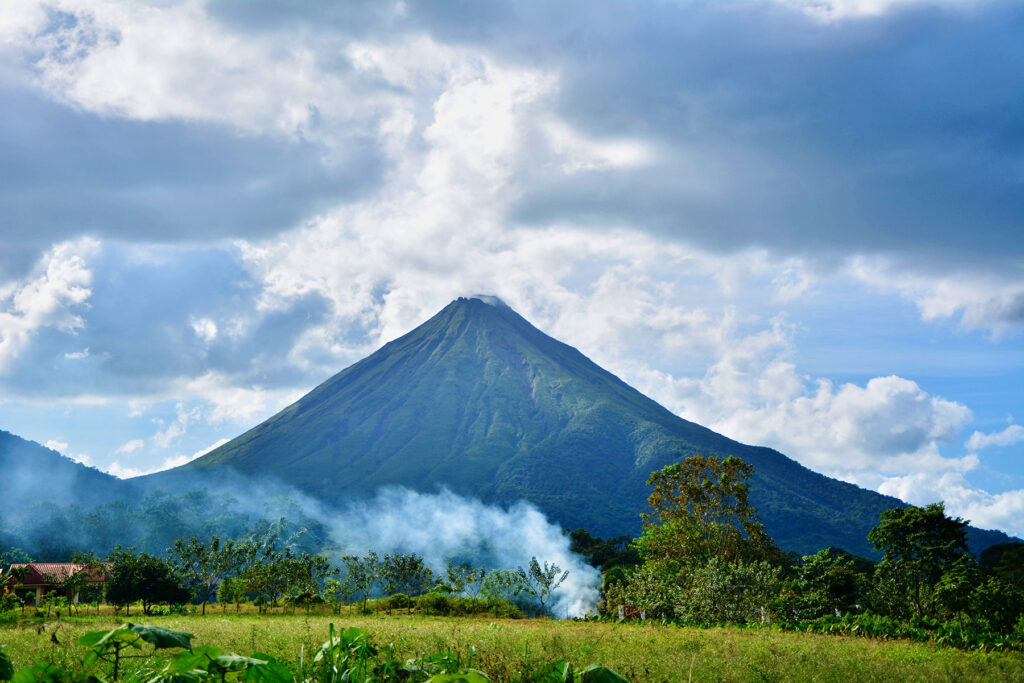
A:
[149, 296, 1015, 558]
[0, 430, 128, 510]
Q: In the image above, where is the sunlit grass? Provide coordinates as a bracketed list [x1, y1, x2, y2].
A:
[3, 611, 1023, 682]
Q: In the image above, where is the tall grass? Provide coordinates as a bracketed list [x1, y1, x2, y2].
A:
[2, 613, 1023, 682]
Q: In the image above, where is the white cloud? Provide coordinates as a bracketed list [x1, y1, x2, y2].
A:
[17, 1, 342, 139]
[616, 319, 977, 498]
[150, 402, 200, 449]
[115, 438, 144, 454]
[0, 239, 96, 372]
[44, 438, 93, 466]
[44, 439, 69, 453]
[151, 437, 230, 472]
[775, 0, 970, 21]
[190, 317, 217, 343]
[179, 372, 302, 425]
[105, 460, 144, 479]
[878, 470, 1024, 537]
[966, 424, 1024, 451]
[847, 256, 1024, 336]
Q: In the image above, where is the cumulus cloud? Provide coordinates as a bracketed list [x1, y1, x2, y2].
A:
[878, 471, 1024, 537]
[848, 257, 1024, 335]
[623, 318, 975, 485]
[0, 239, 95, 372]
[966, 424, 1024, 451]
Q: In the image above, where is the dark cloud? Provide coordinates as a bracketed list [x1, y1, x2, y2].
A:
[403, 1, 1024, 266]
[0, 85, 385, 258]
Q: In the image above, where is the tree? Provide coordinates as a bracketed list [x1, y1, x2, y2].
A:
[239, 548, 331, 613]
[0, 545, 31, 568]
[216, 576, 245, 612]
[479, 568, 528, 603]
[380, 553, 433, 598]
[867, 502, 969, 619]
[793, 548, 864, 619]
[340, 552, 380, 613]
[635, 455, 780, 574]
[167, 535, 229, 615]
[444, 561, 486, 597]
[105, 548, 190, 615]
[519, 558, 569, 616]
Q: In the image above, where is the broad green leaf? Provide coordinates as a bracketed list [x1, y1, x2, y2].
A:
[579, 665, 629, 683]
[242, 655, 293, 683]
[78, 626, 145, 651]
[129, 624, 193, 650]
[210, 654, 269, 673]
[425, 670, 491, 683]
[165, 650, 213, 674]
[0, 647, 14, 682]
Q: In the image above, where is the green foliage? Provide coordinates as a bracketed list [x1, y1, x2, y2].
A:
[340, 552, 380, 613]
[77, 623, 192, 680]
[105, 548, 190, 616]
[443, 561, 486, 597]
[868, 503, 970, 619]
[417, 592, 450, 616]
[521, 558, 569, 615]
[380, 553, 433, 598]
[167, 536, 247, 615]
[386, 593, 412, 612]
[635, 455, 781, 574]
[239, 547, 331, 612]
[793, 548, 865, 619]
[479, 569, 528, 603]
[568, 530, 638, 572]
[0, 646, 13, 682]
[215, 576, 245, 612]
[3, 621, 633, 683]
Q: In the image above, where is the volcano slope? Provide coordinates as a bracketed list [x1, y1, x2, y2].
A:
[151, 296, 1012, 558]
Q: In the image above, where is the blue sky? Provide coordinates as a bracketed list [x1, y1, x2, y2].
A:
[1, 0, 1023, 535]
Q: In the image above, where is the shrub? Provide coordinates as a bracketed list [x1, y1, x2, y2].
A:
[417, 592, 450, 616]
[386, 592, 411, 611]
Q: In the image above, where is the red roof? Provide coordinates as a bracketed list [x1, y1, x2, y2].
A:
[4, 563, 108, 586]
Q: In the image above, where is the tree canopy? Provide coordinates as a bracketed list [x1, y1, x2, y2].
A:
[634, 455, 781, 573]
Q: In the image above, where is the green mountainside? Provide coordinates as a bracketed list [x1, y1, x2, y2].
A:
[0, 429, 126, 509]
[164, 296, 1014, 558]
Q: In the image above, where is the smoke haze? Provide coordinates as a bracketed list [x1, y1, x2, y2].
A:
[0, 460, 601, 616]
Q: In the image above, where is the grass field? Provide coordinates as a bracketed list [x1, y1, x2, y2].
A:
[2, 609, 1024, 682]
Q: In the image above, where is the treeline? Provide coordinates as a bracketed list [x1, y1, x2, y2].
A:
[598, 455, 1024, 649]
[1, 536, 570, 619]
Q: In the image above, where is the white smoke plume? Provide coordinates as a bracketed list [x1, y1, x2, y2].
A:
[331, 487, 601, 618]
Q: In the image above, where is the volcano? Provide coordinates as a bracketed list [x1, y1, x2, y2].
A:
[152, 296, 1010, 557]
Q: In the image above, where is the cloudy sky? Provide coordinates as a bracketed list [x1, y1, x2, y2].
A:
[1, 0, 1023, 536]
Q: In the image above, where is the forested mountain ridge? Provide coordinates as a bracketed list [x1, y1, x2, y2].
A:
[149, 296, 1015, 558]
[0, 429, 128, 509]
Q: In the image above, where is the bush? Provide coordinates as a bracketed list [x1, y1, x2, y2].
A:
[448, 596, 524, 619]
[386, 593, 411, 611]
[417, 592, 450, 615]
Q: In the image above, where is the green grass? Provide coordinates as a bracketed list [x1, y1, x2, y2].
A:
[3, 610, 1023, 682]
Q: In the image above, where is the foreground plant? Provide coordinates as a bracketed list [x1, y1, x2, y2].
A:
[0, 624, 629, 683]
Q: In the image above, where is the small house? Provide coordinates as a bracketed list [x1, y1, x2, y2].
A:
[3, 563, 108, 605]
